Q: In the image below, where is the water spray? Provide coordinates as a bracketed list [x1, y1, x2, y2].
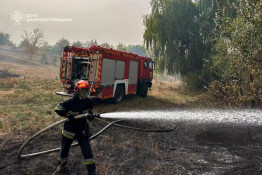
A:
[19, 109, 261, 159]
[101, 110, 262, 125]
[18, 112, 176, 159]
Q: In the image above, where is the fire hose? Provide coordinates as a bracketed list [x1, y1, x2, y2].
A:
[18, 113, 176, 159]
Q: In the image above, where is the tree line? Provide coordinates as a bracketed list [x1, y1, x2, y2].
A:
[0, 27, 149, 65]
[143, 0, 262, 106]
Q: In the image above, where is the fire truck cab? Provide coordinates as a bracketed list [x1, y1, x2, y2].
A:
[58, 45, 154, 103]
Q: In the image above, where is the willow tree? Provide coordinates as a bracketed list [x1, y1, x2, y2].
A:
[144, 0, 221, 90]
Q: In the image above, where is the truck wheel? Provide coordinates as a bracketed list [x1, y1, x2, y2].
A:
[114, 86, 124, 104]
[141, 84, 148, 98]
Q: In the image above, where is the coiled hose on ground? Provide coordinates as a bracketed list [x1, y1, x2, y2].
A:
[18, 113, 176, 159]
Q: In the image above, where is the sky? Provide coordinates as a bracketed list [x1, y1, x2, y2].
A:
[0, 0, 151, 46]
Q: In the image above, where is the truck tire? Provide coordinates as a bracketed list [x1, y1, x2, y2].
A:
[141, 84, 148, 98]
[114, 86, 124, 104]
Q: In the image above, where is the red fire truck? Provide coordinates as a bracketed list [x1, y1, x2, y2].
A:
[57, 45, 154, 103]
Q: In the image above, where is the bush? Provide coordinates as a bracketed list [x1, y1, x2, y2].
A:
[0, 31, 14, 46]
[182, 72, 204, 92]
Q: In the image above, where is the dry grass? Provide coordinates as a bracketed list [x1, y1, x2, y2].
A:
[0, 62, 61, 134]
[151, 80, 195, 105]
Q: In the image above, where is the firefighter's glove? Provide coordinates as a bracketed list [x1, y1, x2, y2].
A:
[88, 110, 93, 115]
[86, 110, 94, 121]
[86, 114, 94, 121]
[68, 115, 76, 122]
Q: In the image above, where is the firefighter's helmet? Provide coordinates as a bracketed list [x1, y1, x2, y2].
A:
[74, 80, 90, 99]
[74, 80, 90, 92]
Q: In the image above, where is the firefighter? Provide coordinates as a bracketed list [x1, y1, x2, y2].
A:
[53, 80, 98, 175]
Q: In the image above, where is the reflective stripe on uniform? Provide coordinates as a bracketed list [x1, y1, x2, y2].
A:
[58, 157, 67, 163]
[62, 130, 75, 140]
[55, 104, 65, 111]
[85, 159, 95, 165]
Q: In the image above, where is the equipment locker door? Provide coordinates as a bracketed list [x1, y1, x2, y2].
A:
[129, 60, 139, 84]
[115, 60, 125, 80]
[101, 58, 115, 85]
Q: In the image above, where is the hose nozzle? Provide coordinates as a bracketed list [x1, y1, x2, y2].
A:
[94, 113, 101, 118]
[84, 113, 101, 121]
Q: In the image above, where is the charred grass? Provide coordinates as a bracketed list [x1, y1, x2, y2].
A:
[0, 58, 262, 174]
[2, 120, 262, 175]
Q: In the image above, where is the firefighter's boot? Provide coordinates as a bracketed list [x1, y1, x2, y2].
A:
[85, 160, 97, 175]
[52, 157, 67, 175]
[87, 171, 98, 175]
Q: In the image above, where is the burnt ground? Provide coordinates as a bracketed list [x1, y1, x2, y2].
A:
[1, 120, 262, 175]
[0, 70, 20, 78]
